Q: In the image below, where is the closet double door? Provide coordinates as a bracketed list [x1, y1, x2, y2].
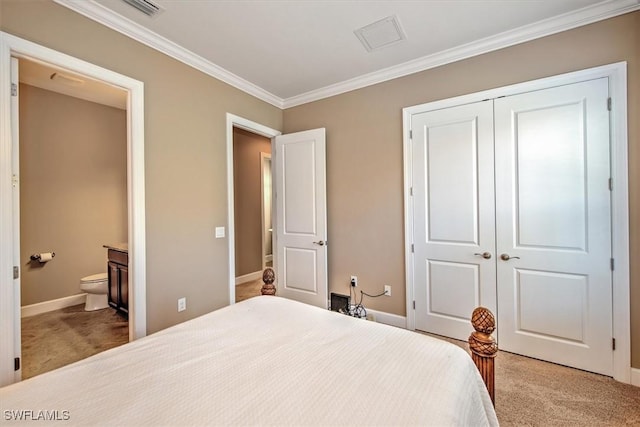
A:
[411, 78, 613, 375]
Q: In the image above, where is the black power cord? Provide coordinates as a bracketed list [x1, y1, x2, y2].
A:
[344, 284, 386, 319]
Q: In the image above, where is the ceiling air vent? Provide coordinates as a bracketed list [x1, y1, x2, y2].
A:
[121, 0, 164, 17]
[355, 15, 407, 52]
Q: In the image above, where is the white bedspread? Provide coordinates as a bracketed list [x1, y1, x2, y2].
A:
[1, 296, 498, 426]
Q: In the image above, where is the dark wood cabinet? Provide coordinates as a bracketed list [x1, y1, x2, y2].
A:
[107, 248, 128, 315]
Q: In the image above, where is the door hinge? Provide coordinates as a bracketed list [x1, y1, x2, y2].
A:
[409, 186, 413, 196]
[409, 130, 413, 140]
[13, 266, 19, 279]
[610, 258, 614, 271]
[607, 97, 612, 111]
[14, 357, 20, 371]
[413, 300, 416, 310]
[11, 83, 17, 97]
[612, 338, 616, 351]
[608, 178, 613, 191]
[12, 174, 18, 188]
[411, 244, 414, 253]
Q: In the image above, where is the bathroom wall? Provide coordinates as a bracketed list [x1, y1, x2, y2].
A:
[19, 83, 128, 306]
[233, 127, 271, 278]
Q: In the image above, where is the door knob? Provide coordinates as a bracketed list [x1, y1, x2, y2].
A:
[474, 252, 492, 259]
[500, 253, 520, 261]
[313, 240, 326, 246]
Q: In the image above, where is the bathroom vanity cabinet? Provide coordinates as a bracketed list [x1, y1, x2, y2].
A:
[104, 244, 128, 316]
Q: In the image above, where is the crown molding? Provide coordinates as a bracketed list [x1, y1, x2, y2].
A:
[53, 0, 284, 108]
[282, 0, 640, 108]
[54, 0, 638, 110]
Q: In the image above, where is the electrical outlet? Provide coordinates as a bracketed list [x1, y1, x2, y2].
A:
[384, 285, 391, 296]
[178, 297, 186, 312]
[350, 275, 358, 287]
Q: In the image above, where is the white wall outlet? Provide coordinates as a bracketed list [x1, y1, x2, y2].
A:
[384, 285, 391, 296]
[178, 297, 186, 312]
[350, 275, 358, 287]
[215, 227, 225, 238]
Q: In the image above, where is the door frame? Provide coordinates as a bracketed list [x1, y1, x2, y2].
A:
[402, 62, 630, 383]
[0, 32, 147, 385]
[225, 114, 280, 305]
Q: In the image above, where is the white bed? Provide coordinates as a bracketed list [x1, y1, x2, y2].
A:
[1, 296, 498, 426]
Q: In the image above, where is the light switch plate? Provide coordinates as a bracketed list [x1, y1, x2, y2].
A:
[215, 227, 225, 238]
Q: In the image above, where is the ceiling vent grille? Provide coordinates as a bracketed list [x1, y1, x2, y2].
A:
[355, 15, 407, 52]
[121, 0, 164, 17]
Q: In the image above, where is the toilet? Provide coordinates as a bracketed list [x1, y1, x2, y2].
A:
[80, 273, 109, 311]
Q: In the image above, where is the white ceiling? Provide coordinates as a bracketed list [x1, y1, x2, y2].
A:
[55, 0, 639, 108]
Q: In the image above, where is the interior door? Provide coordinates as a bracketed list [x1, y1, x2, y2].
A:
[274, 128, 328, 308]
[412, 101, 496, 340]
[494, 78, 613, 375]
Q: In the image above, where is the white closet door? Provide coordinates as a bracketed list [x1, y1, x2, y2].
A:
[412, 101, 496, 340]
[494, 78, 613, 375]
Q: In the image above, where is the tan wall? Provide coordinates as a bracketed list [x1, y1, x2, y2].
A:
[19, 84, 127, 306]
[283, 11, 640, 368]
[0, 0, 283, 332]
[233, 127, 271, 277]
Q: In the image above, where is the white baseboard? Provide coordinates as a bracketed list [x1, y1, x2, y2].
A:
[366, 308, 407, 329]
[631, 368, 640, 387]
[235, 270, 262, 285]
[21, 293, 87, 318]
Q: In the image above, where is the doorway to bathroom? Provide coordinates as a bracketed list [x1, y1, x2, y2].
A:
[16, 57, 130, 379]
[0, 32, 147, 386]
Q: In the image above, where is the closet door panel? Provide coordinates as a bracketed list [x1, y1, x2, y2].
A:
[412, 101, 496, 340]
[494, 78, 613, 376]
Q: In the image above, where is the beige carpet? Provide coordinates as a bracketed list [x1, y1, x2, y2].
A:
[426, 333, 640, 426]
[21, 304, 128, 379]
[494, 350, 640, 426]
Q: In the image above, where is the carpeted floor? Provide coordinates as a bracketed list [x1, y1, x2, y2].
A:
[21, 304, 128, 379]
[494, 350, 640, 426]
[427, 333, 640, 426]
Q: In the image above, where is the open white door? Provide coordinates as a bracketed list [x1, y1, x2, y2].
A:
[274, 128, 328, 308]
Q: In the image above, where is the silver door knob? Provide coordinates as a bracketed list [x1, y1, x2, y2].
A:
[474, 252, 492, 259]
[500, 253, 520, 261]
[313, 240, 326, 246]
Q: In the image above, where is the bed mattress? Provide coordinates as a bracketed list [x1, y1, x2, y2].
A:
[1, 296, 498, 426]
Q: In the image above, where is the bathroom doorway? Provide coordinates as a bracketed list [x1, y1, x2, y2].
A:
[0, 33, 147, 386]
[17, 57, 129, 379]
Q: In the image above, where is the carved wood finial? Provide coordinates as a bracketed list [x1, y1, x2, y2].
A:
[469, 306, 497, 405]
[260, 267, 276, 296]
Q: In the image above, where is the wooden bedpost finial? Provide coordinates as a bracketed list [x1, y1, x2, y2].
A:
[469, 306, 497, 406]
[261, 267, 276, 296]
[471, 306, 496, 336]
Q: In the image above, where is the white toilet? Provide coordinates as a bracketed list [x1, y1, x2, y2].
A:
[80, 273, 109, 311]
